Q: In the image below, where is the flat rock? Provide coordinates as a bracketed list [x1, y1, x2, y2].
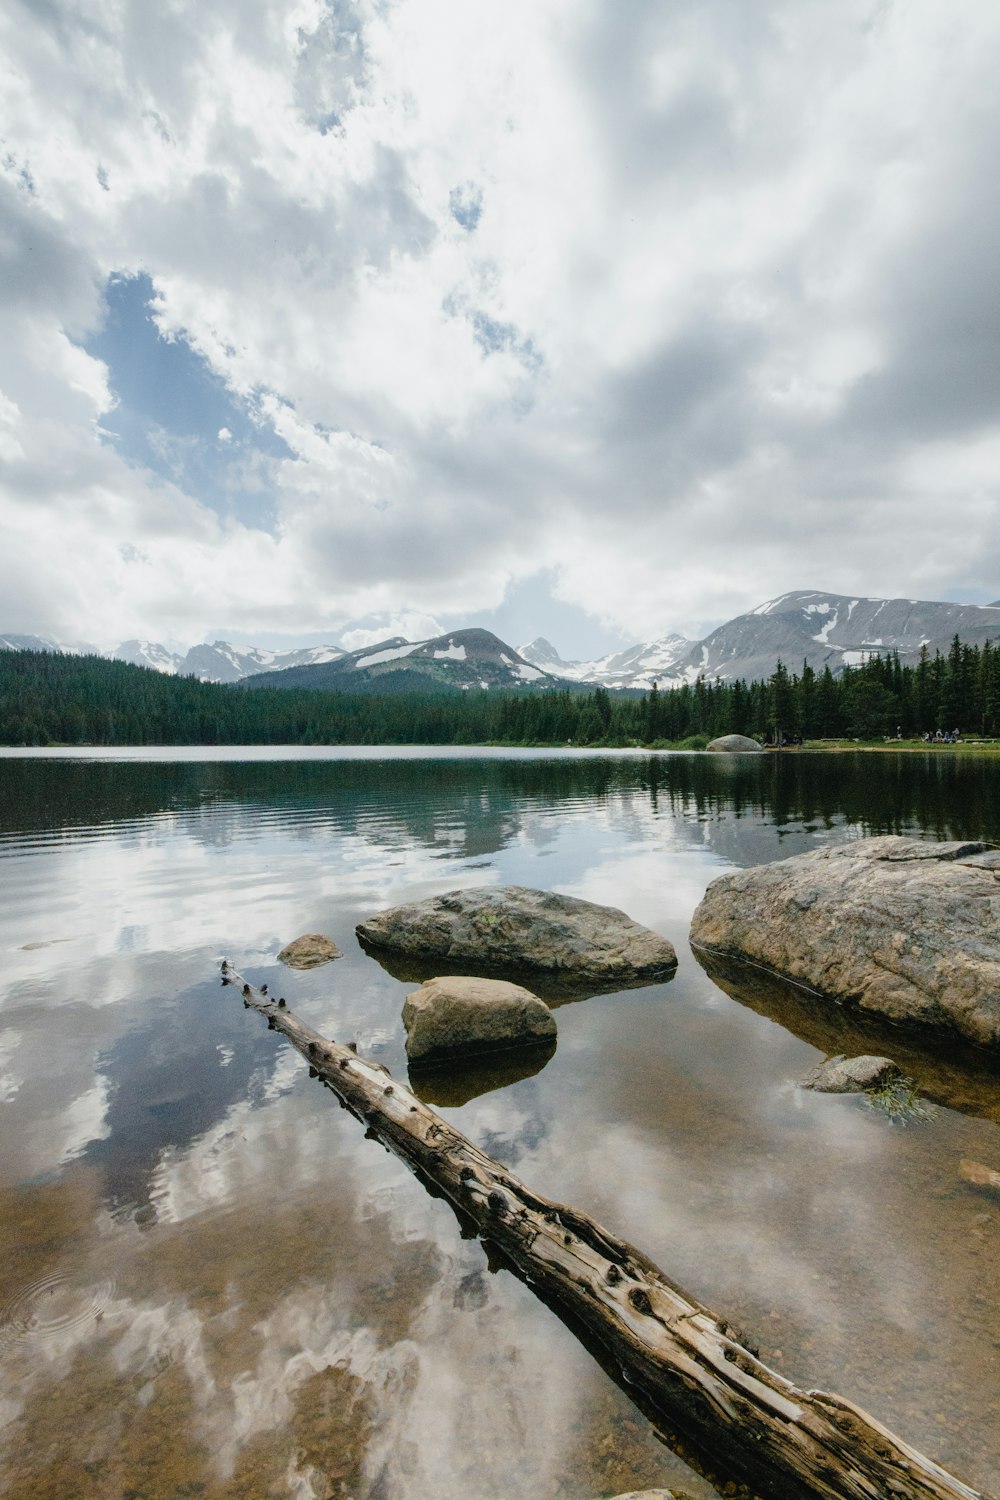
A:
[707, 734, 764, 753]
[690, 836, 1000, 1051]
[402, 975, 556, 1064]
[804, 1053, 902, 1093]
[277, 933, 342, 969]
[357, 886, 677, 983]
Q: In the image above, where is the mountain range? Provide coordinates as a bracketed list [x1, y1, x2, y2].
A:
[521, 590, 1000, 688]
[5, 589, 1000, 693]
[246, 629, 553, 693]
[0, 635, 346, 683]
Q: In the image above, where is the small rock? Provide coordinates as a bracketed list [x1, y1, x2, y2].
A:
[706, 734, 764, 753]
[403, 975, 556, 1065]
[960, 1158, 1000, 1195]
[277, 933, 342, 969]
[804, 1054, 902, 1093]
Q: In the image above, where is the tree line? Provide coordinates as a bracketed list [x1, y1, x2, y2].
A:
[2, 636, 999, 746]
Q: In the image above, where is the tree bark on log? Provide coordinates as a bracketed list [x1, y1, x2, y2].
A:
[222, 964, 990, 1500]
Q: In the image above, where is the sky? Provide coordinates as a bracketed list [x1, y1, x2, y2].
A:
[2, 0, 1000, 659]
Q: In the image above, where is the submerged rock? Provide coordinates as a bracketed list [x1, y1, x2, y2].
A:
[409, 1036, 557, 1105]
[959, 1158, 1000, 1196]
[277, 933, 342, 969]
[690, 836, 1000, 1051]
[358, 886, 677, 984]
[804, 1054, 902, 1093]
[402, 975, 556, 1065]
[706, 734, 764, 753]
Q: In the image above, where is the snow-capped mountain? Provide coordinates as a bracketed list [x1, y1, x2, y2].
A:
[110, 639, 346, 682]
[248, 628, 558, 692]
[0, 634, 345, 681]
[172, 641, 345, 683]
[655, 590, 1000, 685]
[0, 632, 91, 655]
[113, 639, 183, 674]
[518, 634, 694, 689]
[7, 590, 1000, 694]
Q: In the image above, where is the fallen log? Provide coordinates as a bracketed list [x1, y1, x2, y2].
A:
[221, 963, 990, 1500]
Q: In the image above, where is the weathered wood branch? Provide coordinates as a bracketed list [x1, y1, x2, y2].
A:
[222, 964, 990, 1500]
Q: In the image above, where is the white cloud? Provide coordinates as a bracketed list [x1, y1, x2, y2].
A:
[2, 0, 1000, 648]
[340, 612, 444, 650]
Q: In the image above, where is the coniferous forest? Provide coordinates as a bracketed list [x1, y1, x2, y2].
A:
[2, 637, 1000, 747]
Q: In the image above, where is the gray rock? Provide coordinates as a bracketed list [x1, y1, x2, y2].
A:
[402, 975, 556, 1064]
[804, 1054, 902, 1093]
[277, 933, 342, 969]
[690, 836, 1000, 1050]
[357, 886, 677, 983]
[707, 733, 764, 753]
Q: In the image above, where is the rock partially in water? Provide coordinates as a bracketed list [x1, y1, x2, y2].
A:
[690, 836, 1000, 1051]
[403, 975, 556, 1065]
[804, 1054, 901, 1093]
[706, 734, 764, 753]
[277, 933, 342, 969]
[358, 886, 677, 984]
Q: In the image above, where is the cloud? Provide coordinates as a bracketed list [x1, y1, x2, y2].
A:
[340, 612, 444, 650]
[2, 0, 1000, 649]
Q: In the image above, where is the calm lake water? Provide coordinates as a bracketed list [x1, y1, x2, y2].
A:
[0, 747, 997, 1500]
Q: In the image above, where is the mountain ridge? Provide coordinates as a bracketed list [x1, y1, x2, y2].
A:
[245, 628, 557, 693]
[5, 589, 1000, 692]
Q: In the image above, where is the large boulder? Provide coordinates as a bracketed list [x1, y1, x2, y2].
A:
[707, 734, 764, 753]
[357, 886, 677, 984]
[402, 975, 556, 1064]
[690, 837, 1000, 1051]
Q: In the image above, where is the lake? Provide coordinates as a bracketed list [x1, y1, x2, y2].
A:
[0, 747, 997, 1500]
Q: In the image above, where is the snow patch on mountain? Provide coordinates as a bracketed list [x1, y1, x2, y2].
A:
[518, 632, 694, 690]
[355, 643, 419, 668]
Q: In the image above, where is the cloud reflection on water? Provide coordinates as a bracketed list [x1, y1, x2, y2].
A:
[0, 752, 998, 1498]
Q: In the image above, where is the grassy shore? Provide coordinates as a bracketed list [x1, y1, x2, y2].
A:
[798, 737, 1000, 752]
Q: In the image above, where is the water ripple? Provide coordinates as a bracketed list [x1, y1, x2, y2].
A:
[0, 1271, 117, 1345]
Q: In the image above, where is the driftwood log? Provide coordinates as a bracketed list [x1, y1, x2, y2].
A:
[222, 964, 990, 1500]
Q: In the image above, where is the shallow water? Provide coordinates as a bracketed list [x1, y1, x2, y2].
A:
[0, 748, 997, 1500]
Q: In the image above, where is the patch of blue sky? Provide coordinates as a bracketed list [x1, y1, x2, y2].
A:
[449, 183, 482, 232]
[83, 273, 291, 531]
[466, 309, 543, 378]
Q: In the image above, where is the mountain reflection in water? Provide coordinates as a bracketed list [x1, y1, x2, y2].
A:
[0, 748, 998, 1500]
